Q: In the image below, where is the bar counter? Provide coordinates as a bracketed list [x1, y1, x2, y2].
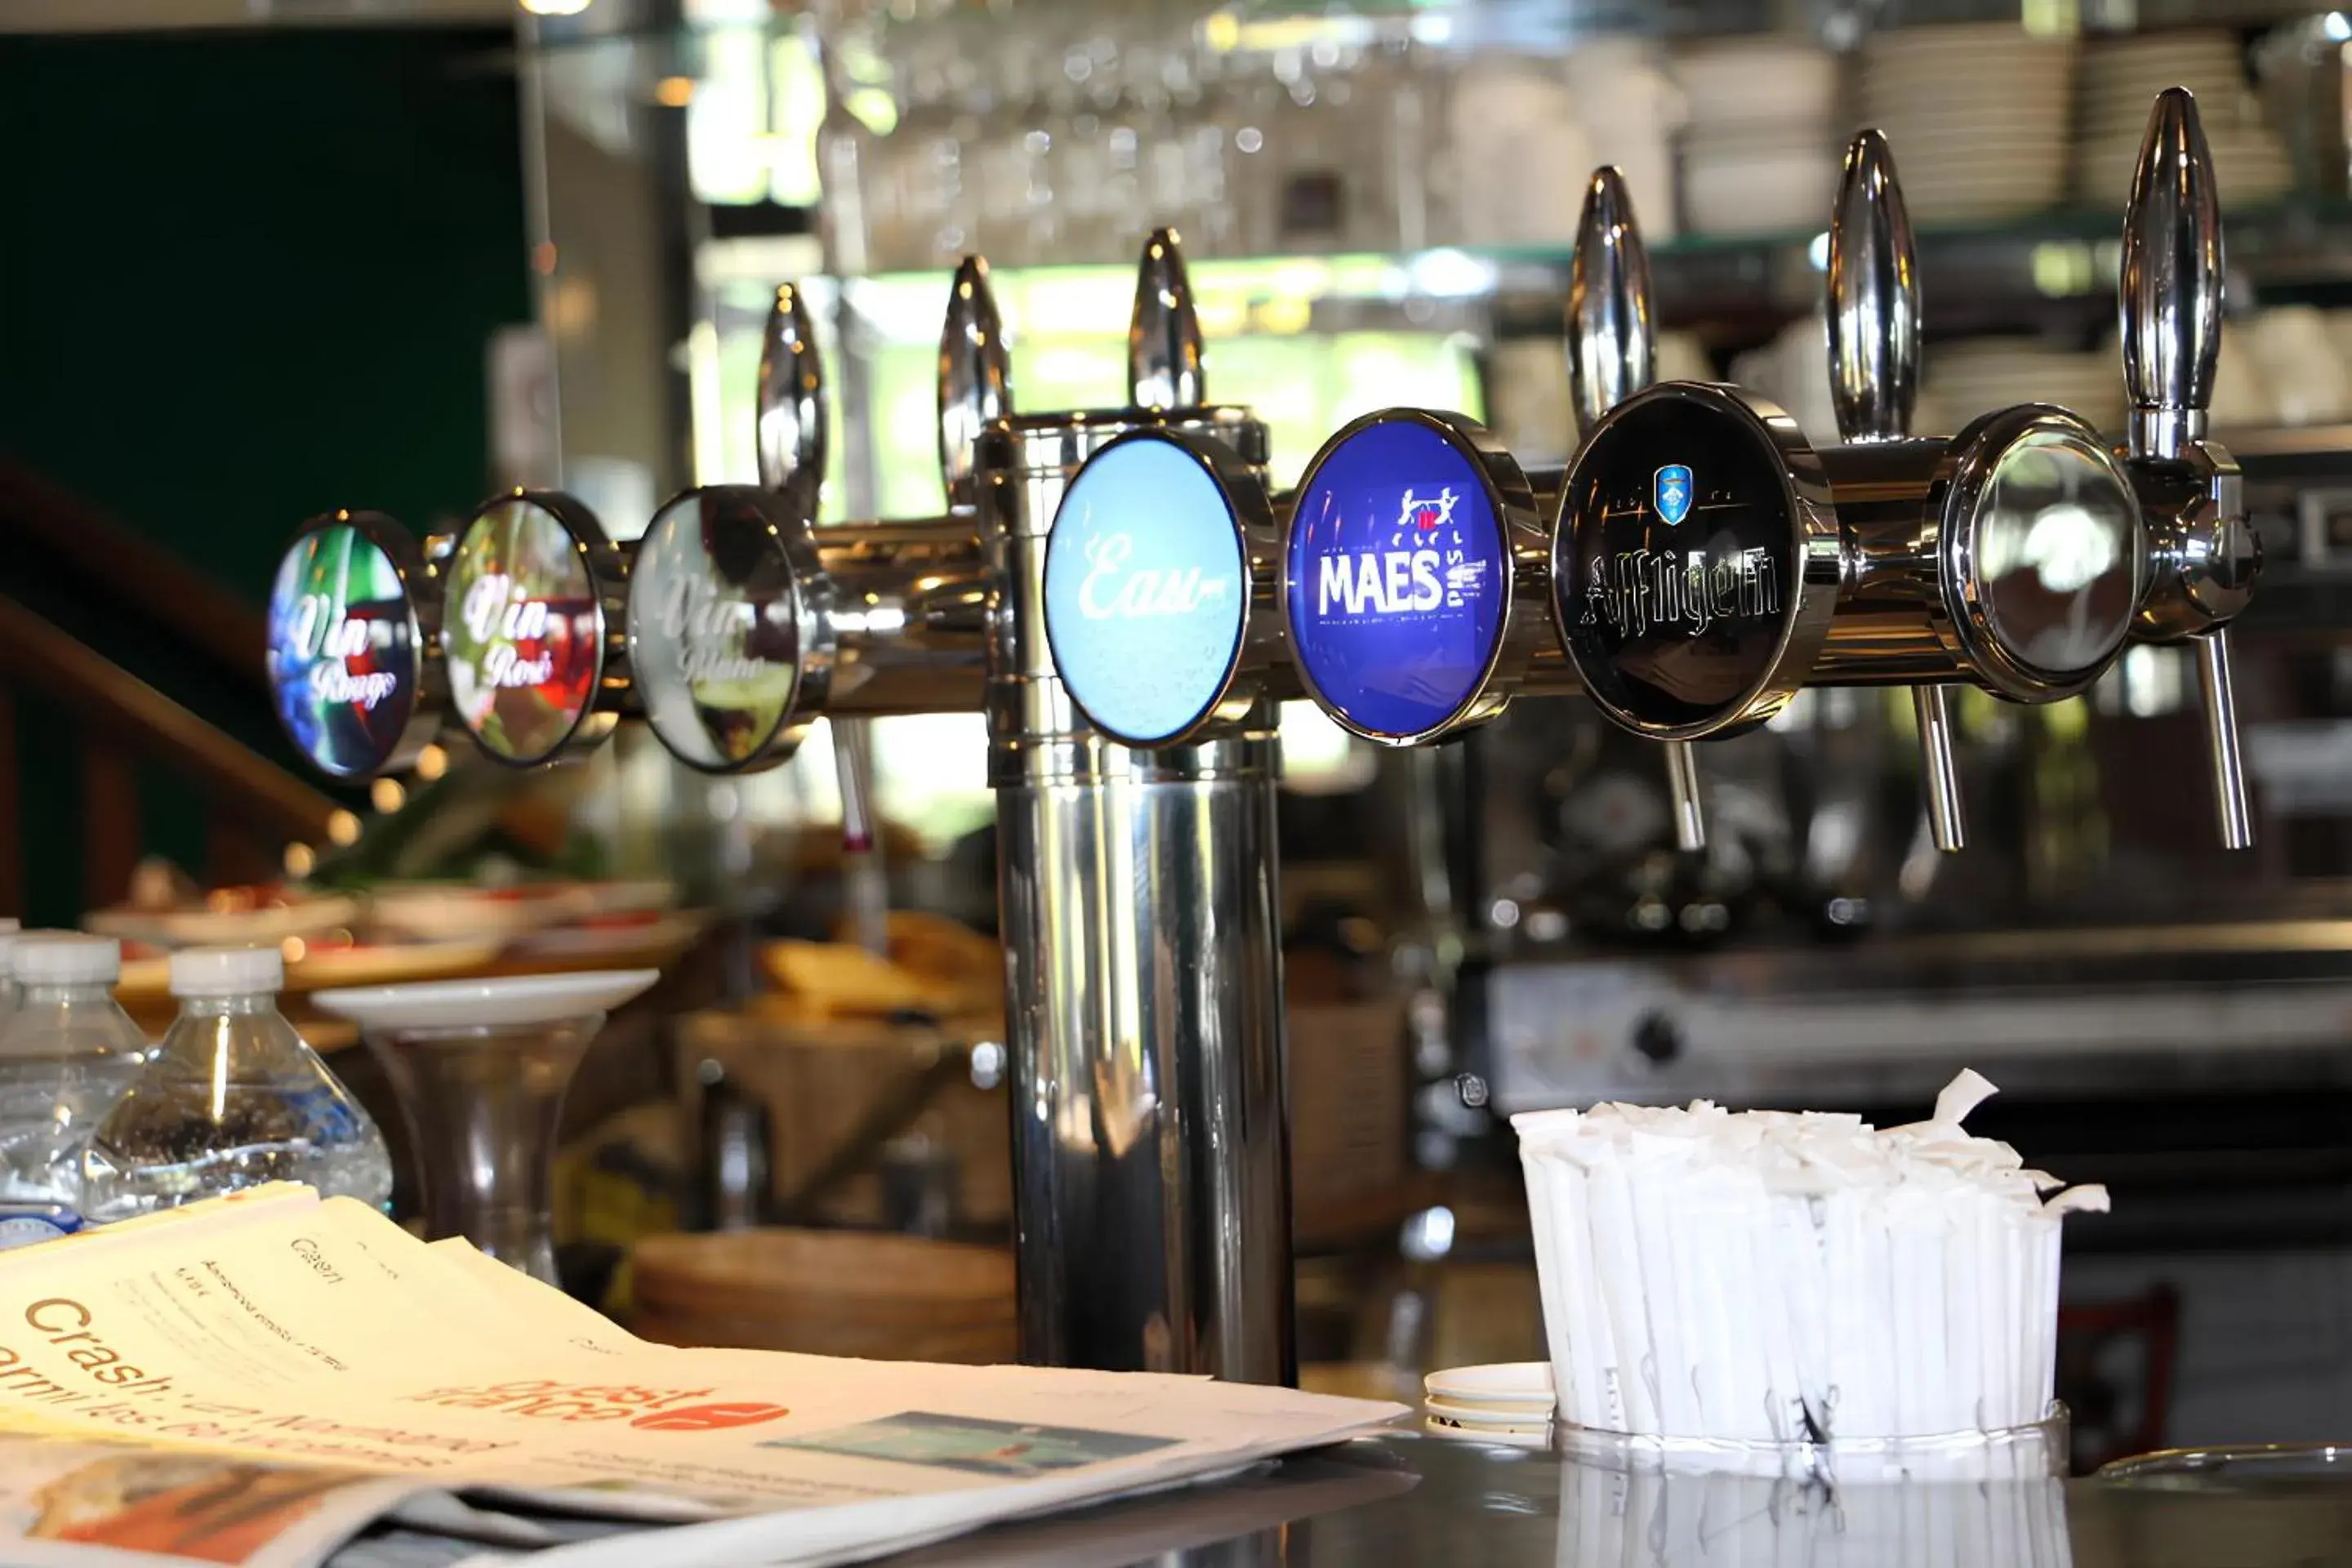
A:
[880, 1429, 2352, 1567]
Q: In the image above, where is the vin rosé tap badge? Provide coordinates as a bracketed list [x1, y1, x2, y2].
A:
[266, 511, 434, 778]
[626, 486, 806, 771]
[1285, 414, 1510, 741]
[1044, 432, 1253, 746]
[443, 495, 612, 765]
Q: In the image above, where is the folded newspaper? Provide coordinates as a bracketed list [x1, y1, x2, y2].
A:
[0, 1187, 1407, 1567]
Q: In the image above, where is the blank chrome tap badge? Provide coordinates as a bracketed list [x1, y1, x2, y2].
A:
[1654, 464, 1693, 527]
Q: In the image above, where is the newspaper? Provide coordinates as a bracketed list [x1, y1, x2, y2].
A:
[0, 1187, 1408, 1566]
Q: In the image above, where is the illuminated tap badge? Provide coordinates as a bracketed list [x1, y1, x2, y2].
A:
[1286, 415, 1508, 740]
[266, 513, 429, 779]
[627, 487, 804, 771]
[1044, 432, 1251, 746]
[1557, 388, 1802, 733]
[443, 495, 609, 765]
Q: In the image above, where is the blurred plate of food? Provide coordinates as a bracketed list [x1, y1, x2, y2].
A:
[758, 911, 1004, 1025]
[85, 867, 362, 950]
[285, 934, 509, 987]
[509, 908, 705, 962]
[368, 882, 582, 943]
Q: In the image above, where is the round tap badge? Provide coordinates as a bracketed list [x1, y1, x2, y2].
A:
[1044, 431, 1254, 746]
[1285, 412, 1513, 742]
[266, 512, 432, 779]
[1555, 385, 1817, 737]
[443, 494, 612, 766]
[627, 486, 808, 771]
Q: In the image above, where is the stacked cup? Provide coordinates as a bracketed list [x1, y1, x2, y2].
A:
[1513, 1071, 2106, 1451]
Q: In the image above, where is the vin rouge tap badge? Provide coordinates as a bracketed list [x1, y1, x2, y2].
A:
[1044, 431, 1258, 747]
[1555, 385, 1828, 738]
[266, 512, 437, 779]
[442, 493, 617, 766]
[627, 486, 811, 771]
[1285, 412, 1517, 742]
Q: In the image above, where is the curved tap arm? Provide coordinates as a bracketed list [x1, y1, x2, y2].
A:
[2121, 87, 2257, 849]
[1571, 167, 1704, 853]
[1129, 228, 1206, 412]
[938, 256, 1015, 513]
[1828, 129, 1964, 853]
[756, 283, 829, 505]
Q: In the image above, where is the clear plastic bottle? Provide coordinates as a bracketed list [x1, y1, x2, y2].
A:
[82, 946, 392, 1221]
[0, 933, 149, 1244]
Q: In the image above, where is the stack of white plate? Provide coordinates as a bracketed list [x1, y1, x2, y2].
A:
[1918, 338, 2127, 436]
[1676, 36, 1840, 236]
[2074, 32, 2291, 208]
[1422, 1362, 1554, 1439]
[1860, 24, 2080, 224]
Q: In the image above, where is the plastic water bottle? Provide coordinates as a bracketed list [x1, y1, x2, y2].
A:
[0, 933, 149, 1245]
[82, 946, 392, 1221]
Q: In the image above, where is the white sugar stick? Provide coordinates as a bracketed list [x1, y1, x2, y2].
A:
[1586, 1158, 1661, 1436]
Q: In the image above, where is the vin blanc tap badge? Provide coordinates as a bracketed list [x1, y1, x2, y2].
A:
[266, 514, 425, 778]
[443, 497, 606, 765]
[1557, 391, 1798, 732]
[1044, 433, 1250, 746]
[627, 488, 803, 770]
[1285, 416, 1508, 739]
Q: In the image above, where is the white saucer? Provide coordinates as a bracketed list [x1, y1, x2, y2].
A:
[1425, 1361, 1555, 1405]
[312, 969, 661, 1033]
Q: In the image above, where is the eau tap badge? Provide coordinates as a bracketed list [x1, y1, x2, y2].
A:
[266, 511, 438, 779]
[442, 492, 617, 766]
[1044, 431, 1257, 746]
[1555, 385, 1825, 738]
[1285, 412, 1517, 742]
[627, 486, 814, 771]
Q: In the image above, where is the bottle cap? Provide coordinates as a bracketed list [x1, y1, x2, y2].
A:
[169, 945, 284, 999]
[16, 933, 122, 986]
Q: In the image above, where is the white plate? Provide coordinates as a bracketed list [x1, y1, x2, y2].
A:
[312, 969, 661, 1033]
[84, 895, 362, 950]
[1425, 1406, 1551, 1435]
[1427, 1392, 1557, 1420]
[1422, 1418, 1549, 1446]
[1425, 1361, 1553, 1405]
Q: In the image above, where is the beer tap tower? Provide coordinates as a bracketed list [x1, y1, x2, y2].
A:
[263, 86, 2260, 1397]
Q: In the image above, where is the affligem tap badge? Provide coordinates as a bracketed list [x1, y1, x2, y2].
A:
[1286, 416, 1508, 739]
[1045, 433, 1250, 746]
[267, 514, 424, 779]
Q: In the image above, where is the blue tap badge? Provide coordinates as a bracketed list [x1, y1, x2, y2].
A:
[1285, 415, 1510, 740]
[1043, 432, 1251, 746]
[1655, 464, 1693, 527]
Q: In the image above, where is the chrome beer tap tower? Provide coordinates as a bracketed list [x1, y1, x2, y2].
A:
[262, 85, 2260, 1392]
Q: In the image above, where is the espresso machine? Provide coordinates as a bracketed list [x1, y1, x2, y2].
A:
[262, 87, 2257, 1391]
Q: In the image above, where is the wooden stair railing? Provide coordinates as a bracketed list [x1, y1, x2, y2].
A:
[0, 594, 341, 916]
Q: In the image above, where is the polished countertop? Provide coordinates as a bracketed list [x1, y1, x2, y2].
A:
[878, 1428, 2352, 1567]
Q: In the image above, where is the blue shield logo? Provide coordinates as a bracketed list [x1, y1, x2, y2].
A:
[1654, 465, 1693, 528]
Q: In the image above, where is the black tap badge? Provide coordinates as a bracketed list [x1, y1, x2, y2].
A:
[626, 487, 804, 771]
[1557, 390, 1801, 733]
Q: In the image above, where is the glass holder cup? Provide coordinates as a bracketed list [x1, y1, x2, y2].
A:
[314, 971, 660, 1288]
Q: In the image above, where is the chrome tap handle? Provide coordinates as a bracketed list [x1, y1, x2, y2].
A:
[2123, 88, 2257, 849]
[756, 282, 828, 505]
[1570, 167, 1704, 853]
[1829, 129, 1965, 853]
[1827, 129, 1921, 447]
[1129, 228, 1205, 412]
[938, 255, 1014, 512]
[2123, 87, 2221, 461]
[1568, 167, 1654, 434]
